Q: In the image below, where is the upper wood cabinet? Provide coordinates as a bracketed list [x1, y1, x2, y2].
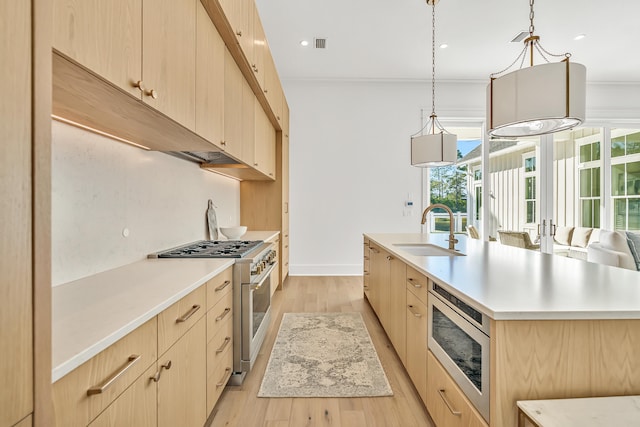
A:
[254, 99, 276, 179]
[143, 0, 196, 130]
[53, 0, 143, 99]
[223, 48, 246, 160]
[54, 0, 197, 131]
[219, 0, 254, 61]
[263, 52, 283, 125]
[252, 8, 266, 89]
[1, 1, 33, 425]
[196, 1, 225, 147]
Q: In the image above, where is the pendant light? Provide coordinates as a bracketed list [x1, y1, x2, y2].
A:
[487, 0, 586, 138]
[411, 0, 457, 167]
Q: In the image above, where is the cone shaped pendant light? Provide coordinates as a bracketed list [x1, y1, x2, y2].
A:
[487, 0, 586, 137]
[411, 0, 457, 167]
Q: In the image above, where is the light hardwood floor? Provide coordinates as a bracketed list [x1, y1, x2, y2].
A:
[208, 276, 434, 427]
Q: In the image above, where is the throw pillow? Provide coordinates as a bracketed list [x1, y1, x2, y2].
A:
[554, 226, 574, 246]
[571, 227, 593, 248]
[625, 232, 640, 271]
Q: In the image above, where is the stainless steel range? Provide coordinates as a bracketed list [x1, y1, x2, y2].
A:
[149, 239, 277, 384]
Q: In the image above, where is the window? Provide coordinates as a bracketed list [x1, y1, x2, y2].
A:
[523, 153, 536, 224]
[578, 138, 601, 228]
[611, 132, 640, 158]
[612, 160, 640, 231]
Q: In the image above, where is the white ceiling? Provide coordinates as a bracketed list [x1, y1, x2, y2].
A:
[255, 0, 640, 83]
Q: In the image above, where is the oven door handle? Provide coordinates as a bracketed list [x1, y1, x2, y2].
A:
[250, 262, 276, 290]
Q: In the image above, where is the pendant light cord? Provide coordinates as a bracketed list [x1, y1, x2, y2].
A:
[431, 1, 436, 119]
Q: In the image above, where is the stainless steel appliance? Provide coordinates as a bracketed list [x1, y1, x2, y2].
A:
[428, 282, 491, 422]
[149, 239, 277, 384]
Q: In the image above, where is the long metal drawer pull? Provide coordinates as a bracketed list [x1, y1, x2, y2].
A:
[407, 305, 422, 318]
[216, 368, 232, 387]
[214, 280, 231, 292]
[150, 360, 172, 383]
[87, 354, 141, 395]
[176, 304, 200, 323]
[215, 307, 231, 322]
[216, 337, 231, 354]
[408, 278, 421, 288]
[438, 389, 462, 416]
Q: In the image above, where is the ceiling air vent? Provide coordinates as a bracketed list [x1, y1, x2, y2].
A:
[314, 38, 327, 49]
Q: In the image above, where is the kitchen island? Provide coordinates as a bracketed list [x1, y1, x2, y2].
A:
[364, 232, 640, 427]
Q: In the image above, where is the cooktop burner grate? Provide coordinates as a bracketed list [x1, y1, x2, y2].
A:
[154, 240, 263, 258]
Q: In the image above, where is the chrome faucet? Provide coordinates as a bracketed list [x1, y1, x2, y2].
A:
[421, 204, 459, 251]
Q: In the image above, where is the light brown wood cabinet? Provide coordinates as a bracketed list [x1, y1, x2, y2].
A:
[252, 8, 266, 90]
[219, 0, 254, 62]
[406, 287, 428, 406]
[367, 244, 390, 327]
[157, 317, 207, 427]
[363, 239, 371, 299]
[53, 0, 143, 98]
[1, 2, 35, 424]
[88, 364, 158, 427]
[263, 53, 283, 125]
[53, 0, 197, 131]
[388, 257, 407, 364]
[254, 98, 277, 178]
[52, 318, 158, 427]
[196, 1, 225, 148]
[427, 351, 488, 427]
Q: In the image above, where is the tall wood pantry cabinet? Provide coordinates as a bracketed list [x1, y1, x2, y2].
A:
[1, 0, 52, 425]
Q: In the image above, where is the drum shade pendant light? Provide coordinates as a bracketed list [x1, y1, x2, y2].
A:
[487, 0, 586, 138]
[411, 0, 457, 167]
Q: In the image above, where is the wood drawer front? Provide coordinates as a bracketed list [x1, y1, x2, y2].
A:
[406, 291, 427, 405]
[407, 266, 428, 305]
[206, 266, 233, 311]
[206, 335, 233, 413]
[88, 364, 157, 427]
[53, 318, 158, 427]
[206, 289, 233, 343]
[158, 286, 206, 355]
[427, 351, 488, 427]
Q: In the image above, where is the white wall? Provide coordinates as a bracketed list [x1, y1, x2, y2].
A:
[283, 79, 640, 276]
[284, 79, 486, 275]
[52, 120, 240, 285]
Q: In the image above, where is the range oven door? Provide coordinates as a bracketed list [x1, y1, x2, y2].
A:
[239, 263, 274, 372]
[428, 290, 490, 422]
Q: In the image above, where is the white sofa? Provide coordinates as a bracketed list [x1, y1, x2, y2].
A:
[587, 230, 638, 271]
[553, 226, 600, 260]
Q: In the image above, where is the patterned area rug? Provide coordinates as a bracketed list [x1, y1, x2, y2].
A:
[258, 312, 393, 398]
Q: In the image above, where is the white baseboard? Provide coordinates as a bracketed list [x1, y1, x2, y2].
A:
[289, 264, 362, 276]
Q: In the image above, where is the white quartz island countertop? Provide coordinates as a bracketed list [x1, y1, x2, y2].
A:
[52, 231, 279, 382]
[365, 233, 640, 321]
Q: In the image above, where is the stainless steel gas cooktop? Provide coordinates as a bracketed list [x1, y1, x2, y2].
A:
[148, 240, 264, 259]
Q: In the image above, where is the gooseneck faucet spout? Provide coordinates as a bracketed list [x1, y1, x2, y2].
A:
[421, 203, 459, 251]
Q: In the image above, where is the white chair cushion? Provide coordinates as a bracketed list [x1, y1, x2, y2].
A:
[587, 243, 622, 268]
[597, 230, 637, 270]
[554, 226, 574, 246]
[571, 227, 593, 248]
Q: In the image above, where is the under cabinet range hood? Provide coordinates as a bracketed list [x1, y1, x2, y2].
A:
[167, 150, 240, 166]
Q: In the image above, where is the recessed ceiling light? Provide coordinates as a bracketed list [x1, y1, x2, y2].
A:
[439, 43, 448, 49]
[300, 40, 309, 47]
[574, 34, 586, 41]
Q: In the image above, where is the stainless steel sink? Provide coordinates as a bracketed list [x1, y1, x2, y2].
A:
[392, 243, 464, 257]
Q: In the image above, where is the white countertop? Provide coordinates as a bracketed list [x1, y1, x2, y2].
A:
[365, 233, 640, 321]
[517, 395, 640, 426]
[52, 230, 279, 382]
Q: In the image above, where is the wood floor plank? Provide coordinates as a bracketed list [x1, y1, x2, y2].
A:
[208, 276, 434, 427]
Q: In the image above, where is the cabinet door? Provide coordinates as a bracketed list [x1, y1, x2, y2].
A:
[196, 2, 225, 148]
[252, 8, 265, 89]
[254, 101, 275, 178]
[223, 48, 243, 159]
[143, 0, 196, 130]
[53, 0, 142, 98]
[157, 317, 207, 427]
[89, 364, 157, 427]
[406, 291, 428, 405]
[263, 52, 283, 124]
[1, 1, 33, 425]
[241, 77, 256, 164]
[368, 244, 390, 324]
[388, 257, 407, 365]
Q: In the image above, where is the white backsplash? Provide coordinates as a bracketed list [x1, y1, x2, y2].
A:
[52, 120, 240, 286]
